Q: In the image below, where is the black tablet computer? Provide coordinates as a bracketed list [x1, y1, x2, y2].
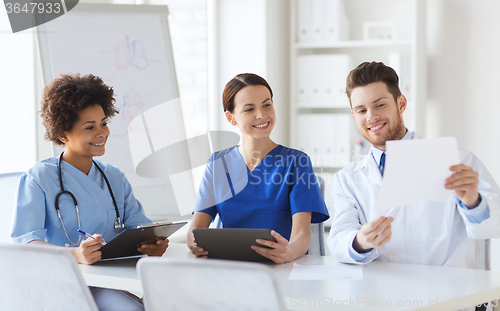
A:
[100, 222, 187, 260]
[192, 228, 275, 262]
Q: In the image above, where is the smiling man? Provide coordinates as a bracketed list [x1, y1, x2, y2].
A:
[327, 62, 500, 280]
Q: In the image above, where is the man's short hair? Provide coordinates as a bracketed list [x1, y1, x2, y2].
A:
[345, 61, 401, 107]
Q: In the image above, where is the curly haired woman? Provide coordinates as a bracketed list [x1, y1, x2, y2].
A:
[11, 73, 167, 311]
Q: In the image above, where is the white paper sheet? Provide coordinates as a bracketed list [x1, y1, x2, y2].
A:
[373, 137, 459, 211]
[289, 263, 363, 280]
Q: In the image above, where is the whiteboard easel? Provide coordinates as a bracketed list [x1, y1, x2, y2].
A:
[36, 4, 184, 220]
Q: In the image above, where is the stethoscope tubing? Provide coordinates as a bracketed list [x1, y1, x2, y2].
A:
[56, 152, 124, 234]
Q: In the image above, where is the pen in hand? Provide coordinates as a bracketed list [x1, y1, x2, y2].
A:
[77, 229, 107, 246]
[385, 207, 396, 218]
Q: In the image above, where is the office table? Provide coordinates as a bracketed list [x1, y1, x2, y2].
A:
[80, 243, 500, 310]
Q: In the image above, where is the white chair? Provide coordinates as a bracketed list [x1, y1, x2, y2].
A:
[0, 172, 22, 243]
[308, 175, 326, 256]
[483, 239, 491, 271]
[0, 243, 98, 311]
[137, 257, 286, 311]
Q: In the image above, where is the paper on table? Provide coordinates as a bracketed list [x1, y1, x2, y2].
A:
[373, 137, 459, 211]
[289, 263, 363, 280]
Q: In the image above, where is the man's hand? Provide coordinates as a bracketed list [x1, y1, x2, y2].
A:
[353, 216, 393, 253]
[445, 164, 480, 208]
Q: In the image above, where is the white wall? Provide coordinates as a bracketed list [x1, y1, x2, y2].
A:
[265, 0, 290, 145]
[0, 8, 36, 173]
[427, 0, 500, 179]
[426, 0, 500, 270]
[212, 0, 290, 145]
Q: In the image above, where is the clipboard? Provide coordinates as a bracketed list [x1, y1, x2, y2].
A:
[100, 222, 186, 260]
[192, 228, 275, 262]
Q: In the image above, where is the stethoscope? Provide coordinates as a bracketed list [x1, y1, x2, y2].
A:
[55, 152, 124, 246]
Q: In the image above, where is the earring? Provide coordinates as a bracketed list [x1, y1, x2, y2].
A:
[232, 121, 236, 125]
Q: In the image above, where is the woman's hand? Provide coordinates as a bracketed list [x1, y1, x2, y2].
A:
[251, 230, 293, 264]
[69, 234, 104, 265]
[252, 212, 312, 264]
[187, 212, 213, 258]
[188, 242, 209, 258]
[138, 238, 169, 257]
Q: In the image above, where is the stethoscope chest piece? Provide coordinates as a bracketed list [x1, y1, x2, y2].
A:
[115, 217, 125, 232]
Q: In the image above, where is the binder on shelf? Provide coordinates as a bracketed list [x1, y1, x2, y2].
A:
[388, 52, 402, 75]
[330, 54, 351, 107]
[400, 53, 412, 100]
[296, 55, 311, 105]
[324, 0, 350, 43]
[296, 0, 349, 44]
[309, 114, 324, 167]
[296, 0, 311, 43]
[388, 51, 412, 101]
[311, 0, 324, 43]
[319, 54, 351, 106]
[296, 114, 352, 168]
[296, 114, 311, 155]
[321, 114, 336, 167]
[297, 114, 324, 168]
[363, 21, 396, 41]
[296, 54, 351, 108]
[309, 55, 323, 105]
[334, 114, 352, 167]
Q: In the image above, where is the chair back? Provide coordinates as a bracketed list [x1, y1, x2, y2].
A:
[485, 239, 491, 270]
[0, 243, 98, 311]
[0, 172, 23, 243]
[138, 257, 286, 311]
[308, 175, 326, 255]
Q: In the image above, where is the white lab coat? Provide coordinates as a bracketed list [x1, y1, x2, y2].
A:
[327, 134, 500, 269]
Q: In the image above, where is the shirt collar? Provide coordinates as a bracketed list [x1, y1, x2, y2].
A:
[370, 129, 413, 165]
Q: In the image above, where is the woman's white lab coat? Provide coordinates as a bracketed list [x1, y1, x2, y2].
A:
[327, 134, 500, 269]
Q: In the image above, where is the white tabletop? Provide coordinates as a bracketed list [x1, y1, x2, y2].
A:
[79, 242, 193, 293]
[80, 243, 500, 310]
[276, 256, 500, 310]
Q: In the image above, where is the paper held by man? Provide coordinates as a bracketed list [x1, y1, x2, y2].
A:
[374, 137, 459, 212]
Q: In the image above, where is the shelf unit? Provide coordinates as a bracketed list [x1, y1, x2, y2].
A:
[289, 0, 426, 171]
[289, 0, 426, 216]
[294, 40, 414, 49]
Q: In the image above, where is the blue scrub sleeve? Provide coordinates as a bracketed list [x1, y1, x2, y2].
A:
[120, 172, 152, 229]
[192, 155, 217, 219]
[11, 174, 48, 244]
[288, 154, 329, 223]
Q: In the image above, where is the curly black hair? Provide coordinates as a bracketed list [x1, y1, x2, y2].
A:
[40, 73, 118, 145]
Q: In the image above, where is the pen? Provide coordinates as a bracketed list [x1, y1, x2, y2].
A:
[77, 229, 107, 245]
[385, 207, 396, 218]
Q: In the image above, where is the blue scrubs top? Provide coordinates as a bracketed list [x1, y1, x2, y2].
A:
[11, 157, 151, 246]
[193, 145, 329, 240]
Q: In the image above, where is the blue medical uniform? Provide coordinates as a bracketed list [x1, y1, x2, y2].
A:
[11, 157, 150, 311]
[11, 157, 151, 245]
[194, 145, 329, 240]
